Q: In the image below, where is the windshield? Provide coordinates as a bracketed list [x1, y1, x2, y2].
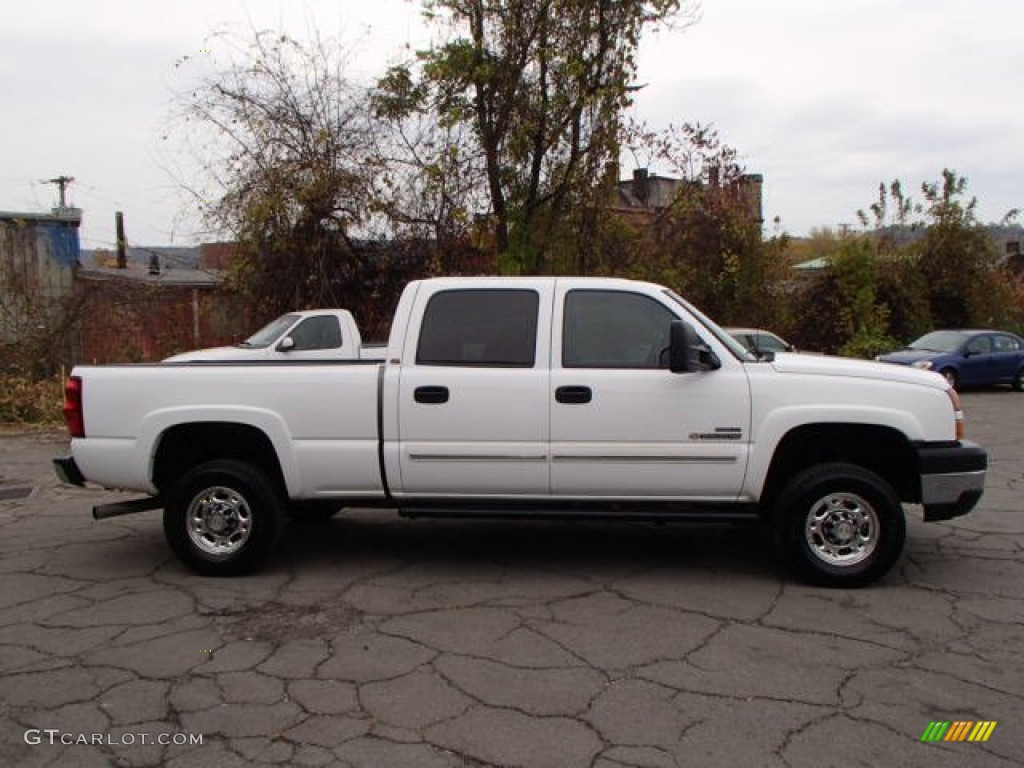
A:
[909, 330, 968, 353]
[240, 314, 300, 348]
[663, 290, 757, 362]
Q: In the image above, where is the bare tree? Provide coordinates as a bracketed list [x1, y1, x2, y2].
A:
[172, 29, 399, 315]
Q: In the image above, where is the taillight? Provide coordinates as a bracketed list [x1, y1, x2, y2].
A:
[63, 376, 85, 438]
[946, 387, 964, 441]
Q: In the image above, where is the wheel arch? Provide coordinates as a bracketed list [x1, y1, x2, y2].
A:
[152, 421, 290, 497]
[760, 423, 919, 512]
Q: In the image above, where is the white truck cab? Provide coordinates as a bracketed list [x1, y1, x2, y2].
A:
[165, 309, 379, 362]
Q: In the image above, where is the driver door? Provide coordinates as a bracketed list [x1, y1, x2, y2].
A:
[549, 287, 750, 499]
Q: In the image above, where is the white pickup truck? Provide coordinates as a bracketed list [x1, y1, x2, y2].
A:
[54, 276, 987, 587]
[165, 308, 384, 362]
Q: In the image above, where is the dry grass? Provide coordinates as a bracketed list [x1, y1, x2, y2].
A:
[0, 374, 64, 426]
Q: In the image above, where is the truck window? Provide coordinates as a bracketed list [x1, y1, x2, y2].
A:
[289, 316, 343, 351]
[563, 290, 674, 369]
[417, 289, 539, 367]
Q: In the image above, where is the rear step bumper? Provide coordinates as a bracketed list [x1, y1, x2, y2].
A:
[92, 496, 165, 520]
[53, 456, 86, 487]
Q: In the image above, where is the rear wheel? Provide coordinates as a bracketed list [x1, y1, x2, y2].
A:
[1013, 367, 1023, 392]
[773, 463, 905, 588]
[164, 460, 285, 576]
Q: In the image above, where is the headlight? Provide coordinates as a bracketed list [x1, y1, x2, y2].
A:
[911, 360, 934, 370]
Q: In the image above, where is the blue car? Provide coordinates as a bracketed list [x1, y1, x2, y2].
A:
[876, 329, 1024, 390]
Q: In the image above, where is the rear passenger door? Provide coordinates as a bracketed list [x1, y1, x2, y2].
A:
[991, 333, 1023, 382]
[396, 283, 553, 497]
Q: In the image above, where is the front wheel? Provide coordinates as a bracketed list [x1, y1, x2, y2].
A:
[164, 460, 285, 576]
[773, 463, 905, 588]
[1013, 367, 1023, 392]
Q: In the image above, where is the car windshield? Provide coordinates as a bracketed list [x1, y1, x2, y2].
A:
[909, 330, 968, 353]
[752, 332, 789, 353]
[239, 314, 300, 349]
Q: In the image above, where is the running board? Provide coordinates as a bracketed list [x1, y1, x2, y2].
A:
[399, 503, 759, 523]
[93, 496, 164, 520]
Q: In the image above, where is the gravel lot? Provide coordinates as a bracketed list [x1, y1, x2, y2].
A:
[1, 391, 1021, 767]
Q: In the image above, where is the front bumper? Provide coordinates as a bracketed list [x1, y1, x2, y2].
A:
[917, 441, 987, 522]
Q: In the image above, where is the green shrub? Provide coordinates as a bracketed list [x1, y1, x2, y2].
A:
[839, 332, 902, 360]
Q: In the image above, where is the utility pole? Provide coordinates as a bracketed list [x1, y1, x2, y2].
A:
[44, 175, 75, 208]
[116, 211, 127, 269]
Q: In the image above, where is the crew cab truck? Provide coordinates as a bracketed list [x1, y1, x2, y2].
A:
[54, 277, 987, 587]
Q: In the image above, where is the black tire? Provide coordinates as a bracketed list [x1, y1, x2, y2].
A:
[1013, 368, 1023, 392]
[163, 460, 285, 576]
[773, 463, 905, 588]
[939, 368, 958, 390]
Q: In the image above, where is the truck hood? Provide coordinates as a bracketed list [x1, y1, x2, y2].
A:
[164, 346, 265, 362]
[768, 352, 946, 389]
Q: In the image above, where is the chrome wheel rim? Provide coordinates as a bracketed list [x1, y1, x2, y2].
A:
[187, 486, 253, 556]
[804, 492, 879, 566]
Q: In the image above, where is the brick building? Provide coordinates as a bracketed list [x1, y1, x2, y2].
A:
[74, 243, 250, 364]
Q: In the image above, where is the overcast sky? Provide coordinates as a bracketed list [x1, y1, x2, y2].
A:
[2, 0, 1021, 250]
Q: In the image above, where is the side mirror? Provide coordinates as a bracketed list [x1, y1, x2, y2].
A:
[669, 320, 720, 373]
[276, 336, 296, 352]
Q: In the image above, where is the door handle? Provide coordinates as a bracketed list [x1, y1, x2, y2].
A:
[555, 385, 592, 404]
[414, 386, 449, 404]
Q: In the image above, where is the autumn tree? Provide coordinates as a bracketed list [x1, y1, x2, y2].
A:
[602, 122, 789, 326]
[174, 30, 424, 329]
[857, 169, 1018, 332]
[371, 66, 491, 272]
[791, 169, 1020, 356]
[915, 169, 1017, 328]
[377, 0, 690, 274]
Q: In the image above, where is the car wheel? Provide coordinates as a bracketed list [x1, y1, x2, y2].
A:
[164, 460, 284, 576]
[773, 463, 905, 588]
[1014, 368, 1023, 392]
[939, 368, 958, 389]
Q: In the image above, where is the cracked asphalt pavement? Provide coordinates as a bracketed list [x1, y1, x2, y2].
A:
[1, 391, 1021, 767]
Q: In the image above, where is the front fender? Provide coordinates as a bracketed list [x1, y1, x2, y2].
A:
[744, 405, 927, 500]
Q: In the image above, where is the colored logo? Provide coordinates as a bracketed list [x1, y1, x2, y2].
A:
[921, 721, 997, 743]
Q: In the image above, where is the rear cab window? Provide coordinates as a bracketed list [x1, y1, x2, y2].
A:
[417, 289, 540, 367]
